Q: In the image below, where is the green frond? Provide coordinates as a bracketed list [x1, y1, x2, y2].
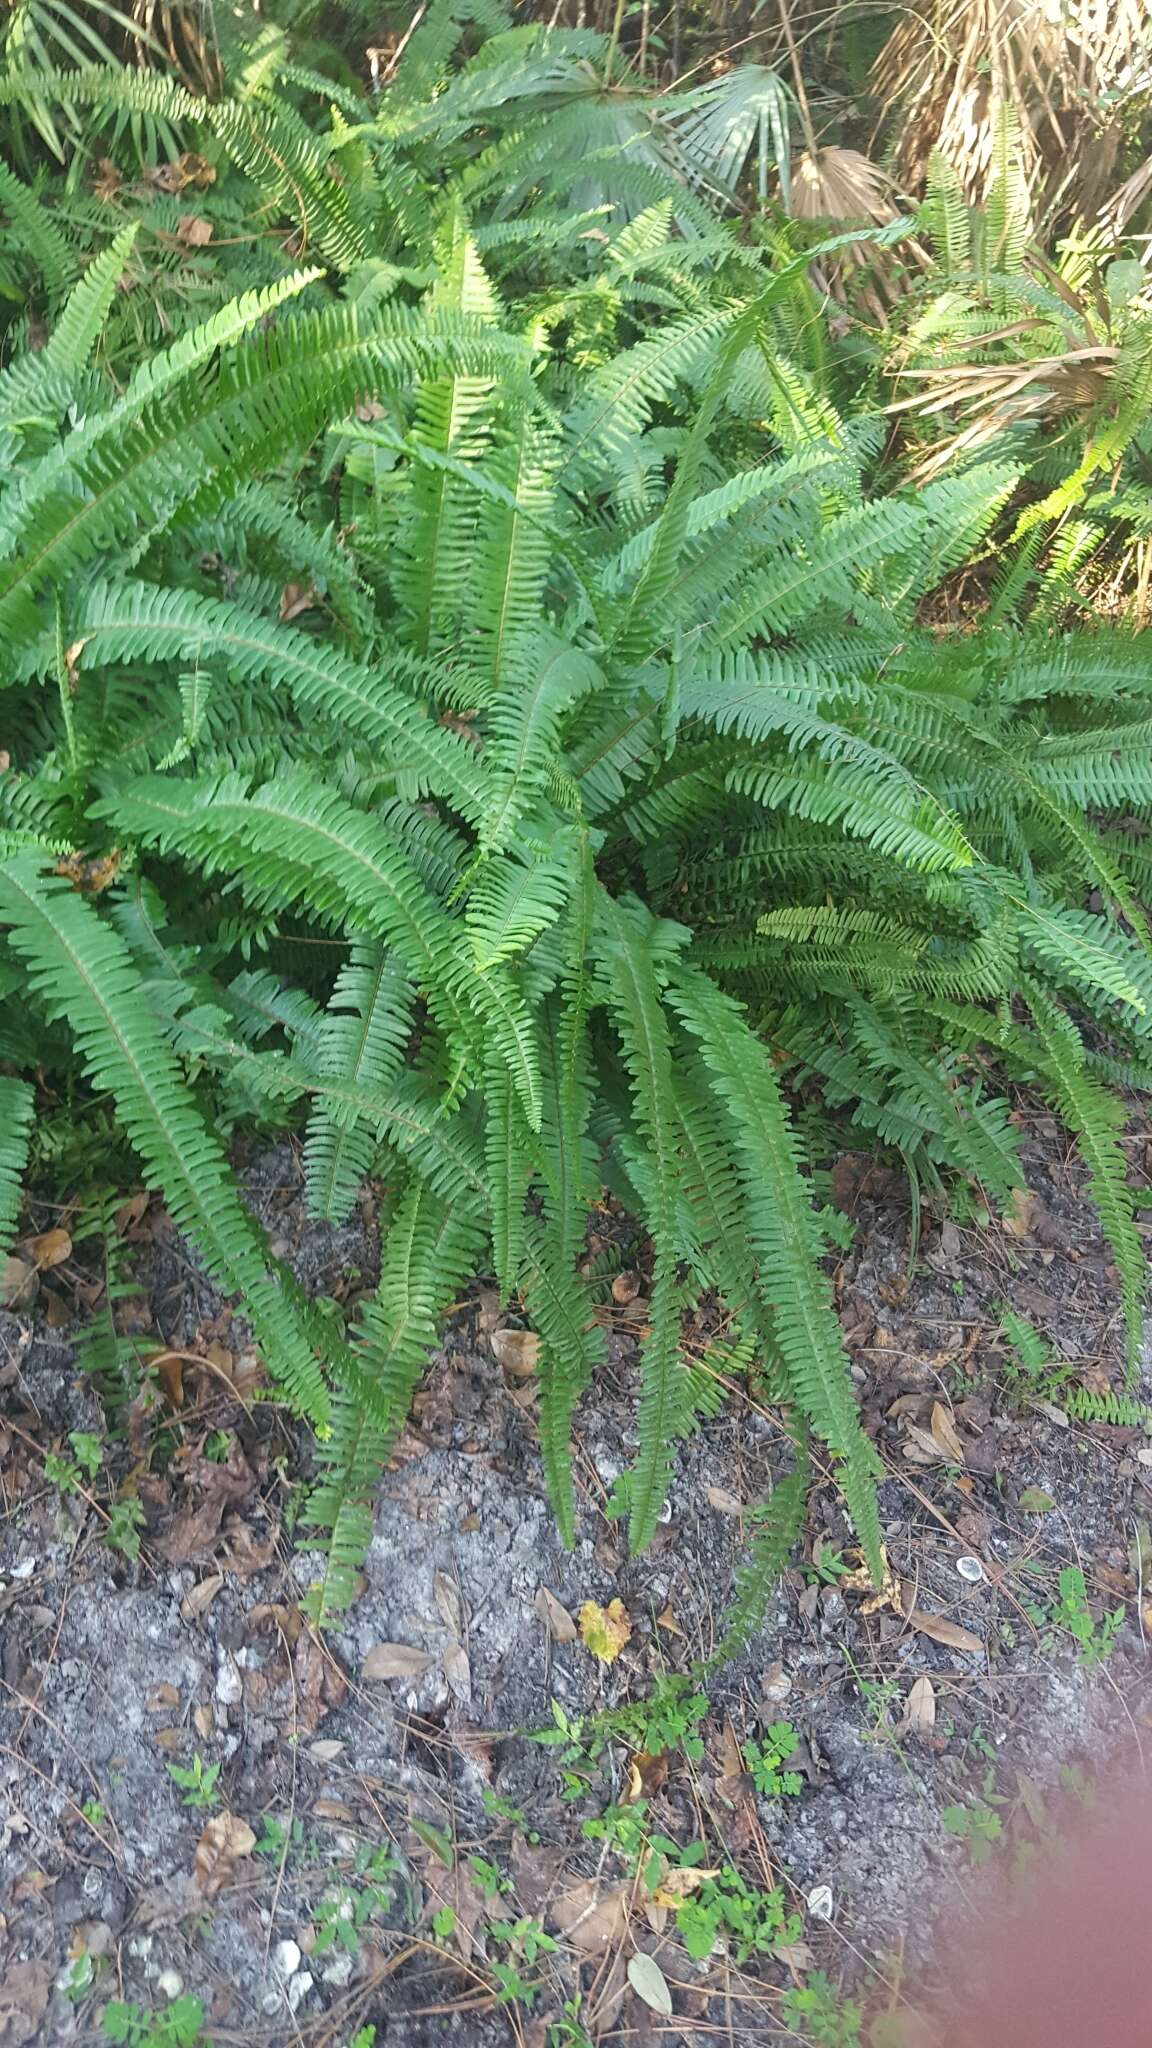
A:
[1027, 986, 1144, 1374]
[594, 893, 695, 1550]
[708, 1453, 809, 1669]
[1066, 1387, 1152, 1429]
[0, 855, 328, 1419]
[304, 946, 412, 1223]
[0, 1076, 34, 1258]
[667, 964, 883, 1577]
[305, 1177, 486, 1621]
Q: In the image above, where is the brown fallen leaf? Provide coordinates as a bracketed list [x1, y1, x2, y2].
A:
[294, 1627, 346, 1735]
[843, 1544, 903, 1616]
[441, 1639, 471, 1702]
[191, 1811, 255, 1896]
[433, 1568, 464, 1637]
[655, 1603, 685, 1637]
[0, 1255, 37, 1308]
[20, 1227, 72, 1271]
[578, 1597, 631, 1664]
[534, 1585, 577, 1642]
[0, 1960, 50, 2046]
[176, 213, 213, 246]
[146, 1683, 180, 1713]
[278, 580, 316, 622]
[363, 1641, 435, 1682]
[550, 1877, 630, 1952]
[705, 1483, 743, 1515]
[899, 1673, 937, 1737]
[180, 1573, 224, 1621]
[1002, 1187, 1036, 1239]
[490, 1326, 540, 1375]
[930, 1400, 966, 1466]
[906, 1609, 984, 1655]
[651, 1863, 719, 1907]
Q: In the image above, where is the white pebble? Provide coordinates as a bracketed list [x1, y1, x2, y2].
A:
[286, 1971, 314, 2013]
[956, 1555, 985, 1582]
[156, 1969, 184, 2001]
[272, 1939, 301, 1979]
[807, 1884, 834, 1923]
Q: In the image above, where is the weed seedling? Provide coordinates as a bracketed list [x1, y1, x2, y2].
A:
[1051, 1565, 1124, 1666]
[781, 1972, 863, 2046]
[742, 1722, 803, 1799]
[101, 1999, 204, 2048]
[105, 1498, 145, 1562]
[166, 1756, 220, 1809]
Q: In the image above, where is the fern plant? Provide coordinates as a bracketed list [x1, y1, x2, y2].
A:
[1, 90, 1150, 1636]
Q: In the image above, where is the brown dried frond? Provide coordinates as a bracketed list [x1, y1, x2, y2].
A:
[872, 0, 1144, 212]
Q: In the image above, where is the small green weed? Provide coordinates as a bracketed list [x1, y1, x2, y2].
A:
[101, 1999, 204, 2048]
[313, 1845, 403, 1956]
[533, 1675, 709, 1796]
[781, 1972, 862, 2046]
[1051, 1566, 1124, 1666]
[487, 1916, 558, 2006]
[941, 1769, 1005, 1866]
[60, 1953, 99, 2002]
[166, 1756, 220, 1809]
[104, 1498, 145, 1562]
[742, 1722, 803, 1800]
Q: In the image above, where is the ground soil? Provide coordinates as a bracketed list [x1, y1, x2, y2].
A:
[2, 1118, 1151, 2047]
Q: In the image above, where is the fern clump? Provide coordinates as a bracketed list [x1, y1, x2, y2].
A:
[1, 6, 1150, 1635]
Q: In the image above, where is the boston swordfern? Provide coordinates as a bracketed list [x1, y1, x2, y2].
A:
[1, 199, 1150, 1631]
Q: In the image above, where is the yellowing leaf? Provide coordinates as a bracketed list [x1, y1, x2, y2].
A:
[578, 1597, 631, 1664]
[651, 1864, 719, 1907]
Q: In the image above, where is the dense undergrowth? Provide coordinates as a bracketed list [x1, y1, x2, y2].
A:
[2, 0, 1152, 1632]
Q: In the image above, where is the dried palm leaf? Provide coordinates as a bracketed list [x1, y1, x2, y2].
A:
[872, 0, 1143, 215]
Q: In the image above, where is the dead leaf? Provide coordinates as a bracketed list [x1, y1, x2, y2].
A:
[193, 1705, 214, 1741]
[534, 1585, 577, 1642]
[278, 580, 316, 622]
[510, 1834, 566, 1917]
[929, 1401, 965, 1466]
[309, 1738, 345, 1763]
[146, 1683, 180, 1713]
[180, 1573, 223, 1621]
[155, 1495, 226, 1564]
[312, 1797, 354, 1822]
[20, 1227, 71, 1271]
[418, 1854, 488, 1960]
[294, 1627, 346, 1735]
[627, 1952, 673, 2015]
[903, 1421, 948, 1464]
[191, 1811, 255, 1896]
[363, 1642, 434, 1682]
[0, 1960, 50, 2046]
[655, 1603, 685, 1637]
[0, 1256, 37, 1308]
[1002, 1188, 1036, 1239]
[899, 1674, 936, 1737]
[433, 1569, 464, 1637]
[152, 1728, 185, 1752]
[906, 1609, 983, 1655]
[578, 1597, 631, 1664]
[176, 213, 213, 246]
[651, 1863, 718, 1908]
[550, 1877, 629, 1952]
[490, 1327, 539, 1375]
[705, 1483, 743, 1515]
[441, 1640, 471, 1702]
[843, 1545, 904, 1616]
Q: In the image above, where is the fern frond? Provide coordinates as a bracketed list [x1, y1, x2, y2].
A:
[667, 964, 883, 1577]
[305, 1177, 485, 1621]
[1027, 986, 1144, 1374]
[708, 1453, 809, 1668]
[0, 1077, 34, 1258]
[304, 946, 412, 1223]
[0, 856, 328, 1419]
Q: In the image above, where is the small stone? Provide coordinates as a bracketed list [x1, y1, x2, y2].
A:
[807, 1885, 834, 1923]
[272, 1939, 302, 1979]
[215, 1652, 243, 1705]
[286, 1971, 314, 2013]
[956, 1555, 985, 1583]
[321, 1950, 355, 1988]
[156, 1969, 184, 2001]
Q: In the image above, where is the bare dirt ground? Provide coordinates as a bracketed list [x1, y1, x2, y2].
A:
[1, 1115, 1151, 2047]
